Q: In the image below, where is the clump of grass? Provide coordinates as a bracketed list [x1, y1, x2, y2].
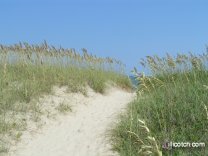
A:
[112, 52, 208, 155]
[125, 118, 162, 156]
[0, 143, 8, 154]
[0, 41, 132, 153]
[56, 102, 72, 113]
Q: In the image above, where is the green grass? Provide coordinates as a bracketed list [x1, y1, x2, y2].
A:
[56, 102, 72, 113]
[0, 42, 132, 154]
[111, 53, 208, 156]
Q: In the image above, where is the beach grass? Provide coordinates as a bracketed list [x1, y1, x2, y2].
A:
[111, 52, 208, 156]
[0, 42, 132, 153]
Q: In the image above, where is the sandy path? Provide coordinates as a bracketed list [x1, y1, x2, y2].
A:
[9, 87, 135, 156]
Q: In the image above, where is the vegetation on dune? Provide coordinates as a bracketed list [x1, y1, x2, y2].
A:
[0, 41, 132, 153]
[111, 52, 208, 156]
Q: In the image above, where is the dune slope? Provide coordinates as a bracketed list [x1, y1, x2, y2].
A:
[9, 87, 135, 156]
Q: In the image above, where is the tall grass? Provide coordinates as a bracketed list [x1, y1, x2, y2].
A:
[0, 41, 131, 153]
[111, 52, 208, 155]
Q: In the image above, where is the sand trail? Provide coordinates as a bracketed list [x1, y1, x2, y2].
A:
[9, 87, 135, 156]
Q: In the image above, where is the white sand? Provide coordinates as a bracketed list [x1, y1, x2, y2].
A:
[8, 87, 135, 156]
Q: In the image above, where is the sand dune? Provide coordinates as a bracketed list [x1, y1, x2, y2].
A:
[9, 87, 135, 156]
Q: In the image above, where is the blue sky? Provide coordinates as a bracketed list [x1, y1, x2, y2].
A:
[1, 0, 208, 73]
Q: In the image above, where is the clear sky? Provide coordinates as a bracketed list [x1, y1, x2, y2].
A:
[1, 0, 208, 73]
